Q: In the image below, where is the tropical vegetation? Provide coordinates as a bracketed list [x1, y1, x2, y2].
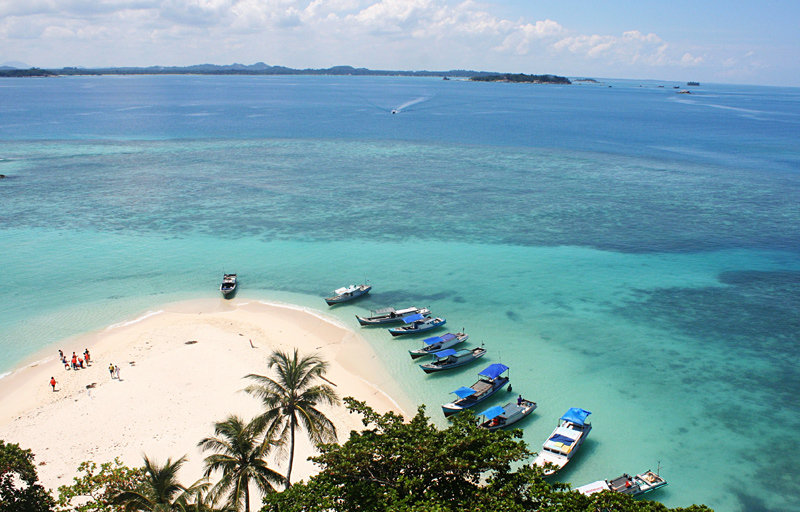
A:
[198, 415, 284, 512]
[244, 349, 339, 488]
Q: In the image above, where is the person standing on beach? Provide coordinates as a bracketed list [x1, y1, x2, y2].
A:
[114, 365, 121, 380]
[50, 377, 56, 391]
[109, 363, 115, 378]
[84, 349, 91, 364]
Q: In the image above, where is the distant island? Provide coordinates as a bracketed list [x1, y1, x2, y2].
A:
[471, 73, 571, 84]
[0, 63, 570, 83]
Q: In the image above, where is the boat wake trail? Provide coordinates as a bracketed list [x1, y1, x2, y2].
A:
[392, 96, 430, 113]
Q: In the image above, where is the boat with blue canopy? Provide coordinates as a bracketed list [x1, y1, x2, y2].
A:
[478, 396, 537, 431]
[408, 332, 468, 359]
[356, 306, 430, 326]
[418, 346, 486, 374]
[533, 407, 592, 475]
[441, 363, 510, 417]
[388, 314, 446, 337]
[325, 283, 371, 306]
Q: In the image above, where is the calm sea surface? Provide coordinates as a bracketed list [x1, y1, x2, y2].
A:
[1, 75, 799, 511]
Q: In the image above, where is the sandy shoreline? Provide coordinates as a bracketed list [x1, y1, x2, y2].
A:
[0, 298, 412, 498]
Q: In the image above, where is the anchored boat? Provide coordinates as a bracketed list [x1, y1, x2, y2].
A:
[532, 407, 592, 475]
[418, 347, 486, 373]
[388, 313, 446, 337]
[576, 470, 667, 497]
[325, 284, 371, 306]
[220, 274, 237, 298]
[478, 398, 537, 431]
[441, 363, 509, 417]
[356, 306, 430, 326]
[408, 332, 468, 359]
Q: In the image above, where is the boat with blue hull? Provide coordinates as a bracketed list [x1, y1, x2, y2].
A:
[533, 407, 592, 475]
[388, 313, 446, 337]
[441, 364, 509, 417]
[408, 332, 468, 359]
[419, 347, 486, 374]
[325, 284, 371, 306]
[356, 306, 430, 326]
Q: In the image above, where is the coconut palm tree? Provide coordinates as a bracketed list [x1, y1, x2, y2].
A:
[198, 415, 284, 512]
[244, 349, 339, 488]
[113, 455, 197, 512]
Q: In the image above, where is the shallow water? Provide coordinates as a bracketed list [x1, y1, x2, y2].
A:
[1, 75, 799, 511]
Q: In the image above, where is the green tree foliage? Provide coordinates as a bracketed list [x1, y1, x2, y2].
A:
[0, 440, 55, 512]
[470, 73, 571, 84]
[111, 455, 201, 512]
[244, 349, 339, 488]
[260, 399, 713, 512]
[57, 458, 145, 511]
[198, 415, 284, 512]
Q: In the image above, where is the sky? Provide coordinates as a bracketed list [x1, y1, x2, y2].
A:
[1, 0, 798, 86]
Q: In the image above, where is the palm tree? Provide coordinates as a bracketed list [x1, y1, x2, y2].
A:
[113, 455, 197, 512]
[198, 415, 284, 512]
[244, 349, 340, 488]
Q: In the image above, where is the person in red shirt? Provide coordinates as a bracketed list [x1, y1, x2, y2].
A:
[50, 377, 56, 391]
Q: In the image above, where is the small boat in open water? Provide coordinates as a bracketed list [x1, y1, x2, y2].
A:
[356, 306, 430, 326]
[220, 274, 237, 298]
[533, 408, 592, 475]
[576, 470, 667, 497]
[408, 332, 468, 359]
[325, 284, 371, 306]
[388, 313, 446, 337]
[441, 364, 509, 417]
[478, 398, 537, 431]
[418, 347, 486, 373]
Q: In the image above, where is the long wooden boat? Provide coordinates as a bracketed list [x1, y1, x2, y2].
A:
[532, 408, 592, 475]
[388, 314, 446, 337]
[325, 284, 371, 306]
[220, 273, 237, 298]
[419, 347, 486, 374]
[576, 470, 667, 497]
[408, 332, 468, 359]
[441, 364, 509, 417]
[478, 398, 537, 431]
[356, 306, 430, 326]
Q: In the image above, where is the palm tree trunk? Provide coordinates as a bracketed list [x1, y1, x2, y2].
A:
[245, 482, 250, 512]
[286, 416, 296, 488]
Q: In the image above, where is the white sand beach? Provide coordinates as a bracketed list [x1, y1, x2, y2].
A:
[0, 298, 412, 497]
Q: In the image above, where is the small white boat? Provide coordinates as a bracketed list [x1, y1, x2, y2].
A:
[532, 408, 592, 475]
[408, 332, 468, 359]
[576, 470, 667, 497]
[220, 273, 237, 298]
[325, 284, 371, 305]
[478, 398, 537, 431]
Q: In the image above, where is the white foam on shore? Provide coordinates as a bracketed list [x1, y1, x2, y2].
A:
[0, 355, 56, 381]
[353, 374, 409, 417]
[105, 310, 164, 330]
[255, 300, 351, 330]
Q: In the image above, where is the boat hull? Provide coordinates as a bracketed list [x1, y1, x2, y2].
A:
[325, 285, 372, 306]
[441, 376, 509, 417]
[356, 307, 430, 326]
[419, 349, 486, 373]
[479, 399, 537, 431]
[388, 318, 446, 337]
[408, 333, 468, 359]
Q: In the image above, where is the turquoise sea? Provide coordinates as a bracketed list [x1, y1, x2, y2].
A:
[1, 75, 799, 511]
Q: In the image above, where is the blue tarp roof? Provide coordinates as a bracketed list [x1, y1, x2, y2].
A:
[548, 433, 575, 445]
[479, 363, 509, 380]
[403, 313, 425, 323]
[560, 407, 592, 426]
[432, 349, 457, 358]
[440, 333, 455, 341]
[423, 335, 444, 345]
[452, 386, 477, 398]
[479, 405, 505, 420]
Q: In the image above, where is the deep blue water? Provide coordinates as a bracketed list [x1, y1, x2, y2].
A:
[1, 75, 799, 511]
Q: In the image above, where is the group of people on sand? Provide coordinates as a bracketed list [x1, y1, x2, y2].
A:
[108, 363, 121, 380]
[59, 348, 91, 371]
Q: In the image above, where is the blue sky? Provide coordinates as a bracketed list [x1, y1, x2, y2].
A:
[1, 0, 798, 85]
